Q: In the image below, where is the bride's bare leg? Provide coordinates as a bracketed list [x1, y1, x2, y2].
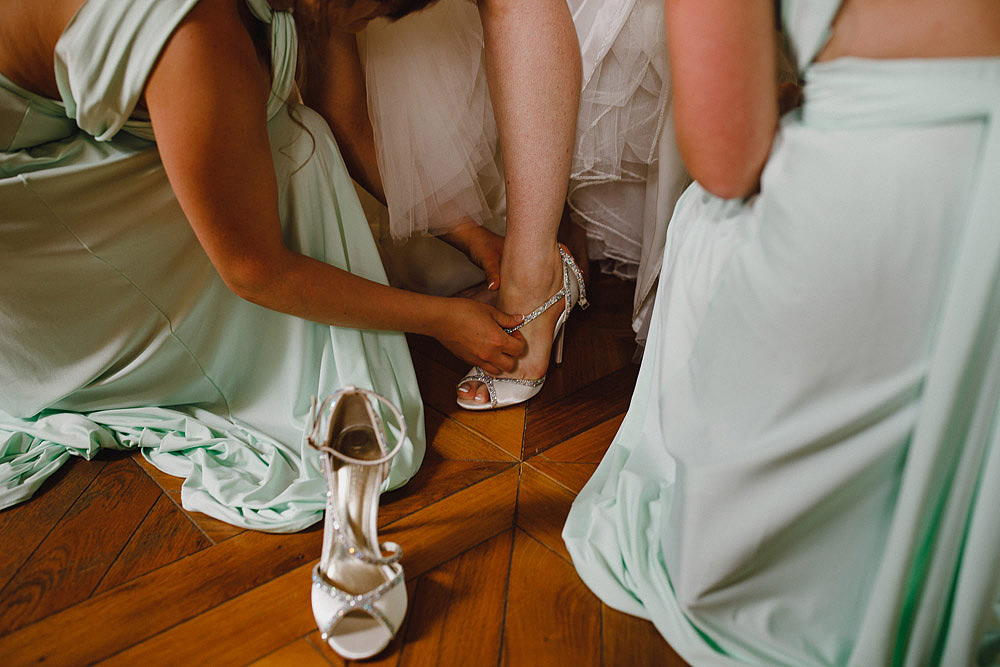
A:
[458, 0, 582, 404]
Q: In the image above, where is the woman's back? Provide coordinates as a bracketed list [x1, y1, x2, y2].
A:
[817, 0, 1000, 62]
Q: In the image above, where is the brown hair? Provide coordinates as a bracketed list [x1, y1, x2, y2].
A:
[294, 0, 439, 37]
[284, 0, 440, 172]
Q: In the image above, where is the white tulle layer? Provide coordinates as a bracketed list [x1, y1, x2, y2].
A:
[359, 0, 504, 238]
[360, 0, 675, 253]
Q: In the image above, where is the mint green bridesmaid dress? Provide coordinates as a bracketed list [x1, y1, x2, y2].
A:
[0, 0, 425, 533]
[563, 1, 1000, 664]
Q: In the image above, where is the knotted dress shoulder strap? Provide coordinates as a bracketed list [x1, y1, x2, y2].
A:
[243, 0, 299, 119]
[780, 0, 842, 72]
[53, 0, 297, 142]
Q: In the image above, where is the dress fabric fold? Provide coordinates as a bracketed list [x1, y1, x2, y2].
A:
[0, 0, 425, 533]
[563, 1, 1000, 664]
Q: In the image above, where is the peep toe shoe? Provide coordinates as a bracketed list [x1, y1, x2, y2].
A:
[457, 246, 589, 410]
[306, 386, 407, 659]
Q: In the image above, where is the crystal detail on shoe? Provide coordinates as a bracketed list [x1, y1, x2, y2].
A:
[321, 455, 403, 567]
[459, 366, 546, 408]
[313, 563, 403, 639]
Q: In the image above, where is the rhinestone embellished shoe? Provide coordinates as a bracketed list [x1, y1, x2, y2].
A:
[306, 387, 407, 660]
[457, 245, 589, 410]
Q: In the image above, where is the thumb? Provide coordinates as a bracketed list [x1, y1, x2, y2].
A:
[493, 309, 524, 331]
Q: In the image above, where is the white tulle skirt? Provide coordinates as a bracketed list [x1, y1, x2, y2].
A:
[359, 0, 687, 342]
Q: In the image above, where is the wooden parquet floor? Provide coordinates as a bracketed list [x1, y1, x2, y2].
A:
[0, 272, 689, 667]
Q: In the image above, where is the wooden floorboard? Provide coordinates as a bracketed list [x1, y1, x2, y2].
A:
[0, 457, 105, 592]
[501, 530, 602, 666]
[0, 271, 687, 666]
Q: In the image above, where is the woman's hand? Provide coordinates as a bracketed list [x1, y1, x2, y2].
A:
[440, 220, 505, 291]
[432, 299, 526, 374]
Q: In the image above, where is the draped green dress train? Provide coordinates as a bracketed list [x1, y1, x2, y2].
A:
[0, 0, 425, 533]
[563, 1, 1000, 664]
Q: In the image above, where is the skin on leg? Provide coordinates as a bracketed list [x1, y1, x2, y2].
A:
[459, 0, 583, 404]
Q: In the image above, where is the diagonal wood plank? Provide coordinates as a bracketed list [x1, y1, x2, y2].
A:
[398, 529, 513, 667]
[534, 321, 633, 403]
[0, 457, 106, 592]
[0, 528, 322, 665]
[424, 406, 518, 462]
[379, 457, 515, 527]
[534, 413, 624, 464]
[501, 530, 601, 666]
[96, 560, 317, 667]
[94, 494, 211, 594]
[516, 464, 578, 562]
[523, 364, 638, 458]
[380, 464, 519, 579]
[132, 454, 246, 544]
[526, 460, 598, 496]
[0, 455, 160, 634]
[603, 604, 688, 667]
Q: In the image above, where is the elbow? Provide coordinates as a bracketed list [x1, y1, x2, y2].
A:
[217, 255, 284, 307]
[683, 146, 770, 201]
[694, 168, 763, 200]
[675, 115, 777, 200]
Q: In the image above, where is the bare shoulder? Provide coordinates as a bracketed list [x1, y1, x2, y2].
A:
[142, 0, 270, 108]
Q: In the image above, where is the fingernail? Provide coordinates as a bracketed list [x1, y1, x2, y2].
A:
[488, 281, 497, 290]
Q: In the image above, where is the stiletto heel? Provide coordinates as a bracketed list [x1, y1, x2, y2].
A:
[457, 246, 588, 410]
[306, 386, 408, 660]
[554, 325, 566, 366]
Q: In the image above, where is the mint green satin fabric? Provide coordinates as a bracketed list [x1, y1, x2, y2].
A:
[0, 0, 425, 532]
[564, 2, 1000, 664]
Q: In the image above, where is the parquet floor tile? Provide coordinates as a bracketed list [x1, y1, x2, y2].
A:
[0, 271, 688, 666]
[396, 530, 512, 667]
[501, 530, 601, 666]
[0, 458, 107, 591]
[535, 413, 625, 464]
[602, 604, 685, 667]
[515, 465, 577, 561]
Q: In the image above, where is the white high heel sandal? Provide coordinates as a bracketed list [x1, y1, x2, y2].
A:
[457, 246, 589, 410]
[306, 387, 407, 660]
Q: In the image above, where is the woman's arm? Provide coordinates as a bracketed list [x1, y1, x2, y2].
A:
[143, 0, 523, 373]
[299, 24, 386, 203]
[664, 0, 777, 199]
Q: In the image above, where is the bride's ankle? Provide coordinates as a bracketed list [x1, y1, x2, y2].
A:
[499, 249, 563, 301]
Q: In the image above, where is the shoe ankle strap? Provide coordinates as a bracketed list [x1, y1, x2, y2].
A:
[502, 246, 588, 334]
[306, 386, 407, 467]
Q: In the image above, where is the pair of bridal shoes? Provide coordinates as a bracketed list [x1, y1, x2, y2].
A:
[457, 245, 588, 410]
[306, 386, 407, 660]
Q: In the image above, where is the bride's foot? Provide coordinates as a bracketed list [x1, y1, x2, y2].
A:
[440, 220, 505, 291]
[456, 246, 587, 408]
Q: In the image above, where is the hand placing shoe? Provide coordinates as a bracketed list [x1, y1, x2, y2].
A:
[432, 299, 525, 375]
